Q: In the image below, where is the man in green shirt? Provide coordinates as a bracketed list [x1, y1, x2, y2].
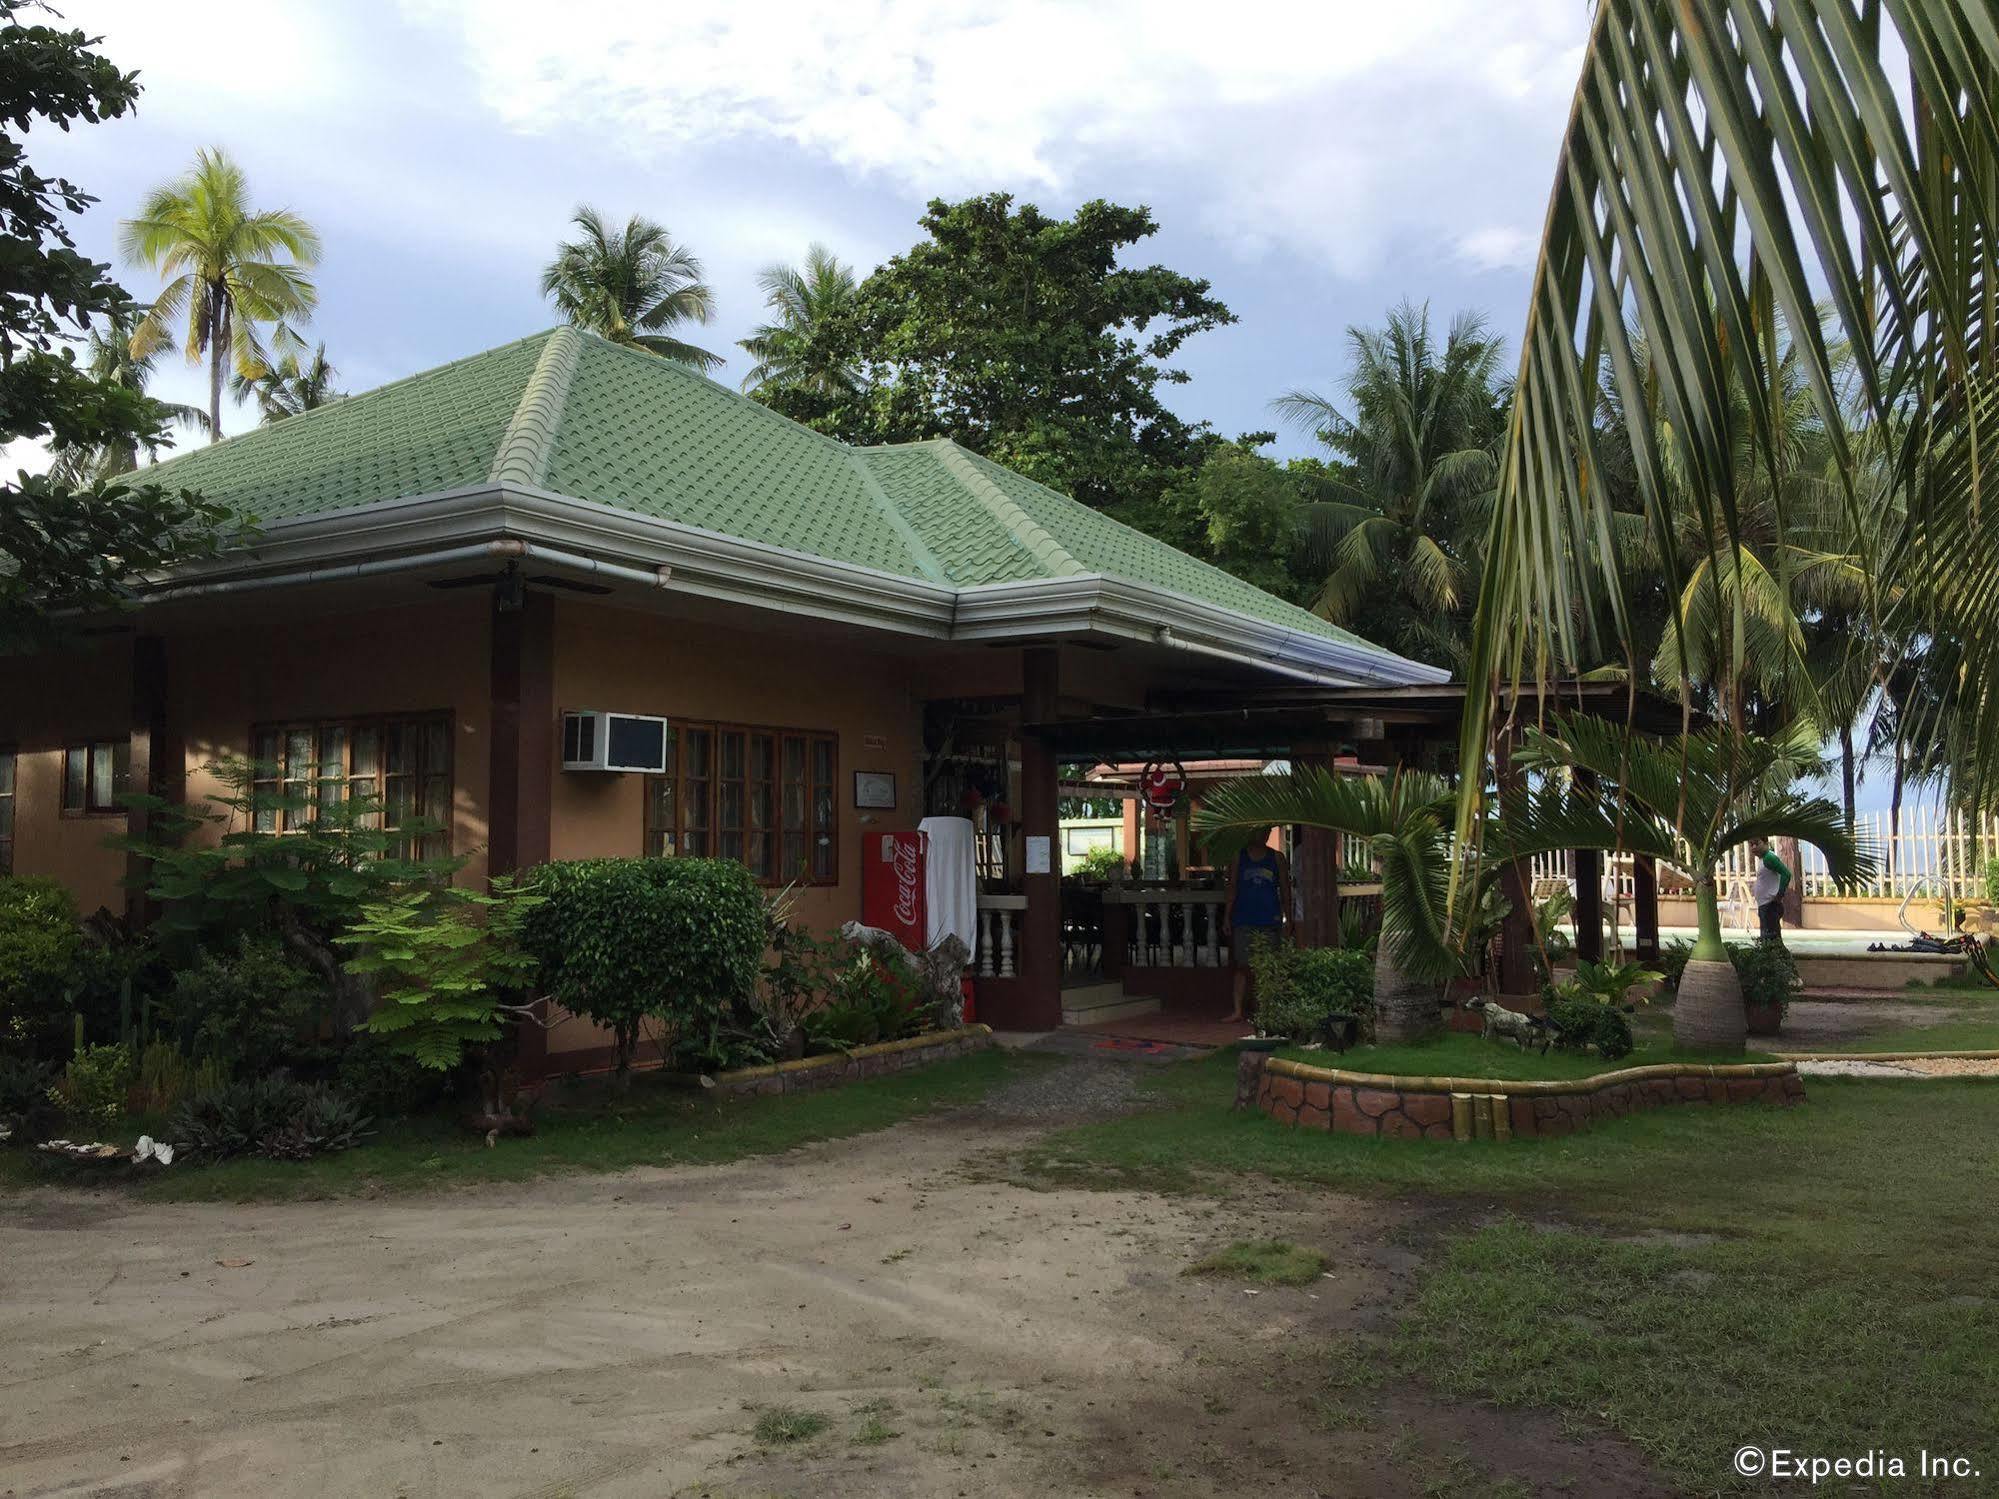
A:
[1748, 836, 1792, 944]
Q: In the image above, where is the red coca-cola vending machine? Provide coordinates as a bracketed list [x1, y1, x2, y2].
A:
[861, 830, 927, 952]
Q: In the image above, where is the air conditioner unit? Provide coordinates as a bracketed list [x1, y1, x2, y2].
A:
[561, 710, 669, 773]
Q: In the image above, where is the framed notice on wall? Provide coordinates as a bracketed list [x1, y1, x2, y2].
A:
[853, 770, 897, 809]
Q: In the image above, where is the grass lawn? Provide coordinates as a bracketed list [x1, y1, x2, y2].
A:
[2, 1049, 1038, 1204]
[1022, 1047, 1999, 1493]
[1277, 1028, 1772, 1081]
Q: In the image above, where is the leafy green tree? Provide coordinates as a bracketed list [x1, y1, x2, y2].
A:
[232, 341, 341, 423]
[740, 242, 862, 425]
[120, 146, 320, 441]
[1121, 442, 1313, 603]
[1275, 302, 1505, 670]
[0, 3, 231, 649]
[847, 194, 1235, 510]
[541, 206, 720, 369]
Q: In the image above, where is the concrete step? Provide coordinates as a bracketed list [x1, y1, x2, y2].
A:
[1061, 983, 1162, 1028]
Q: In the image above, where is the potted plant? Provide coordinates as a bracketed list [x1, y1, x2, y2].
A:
[1730, 942, 1800, 1037]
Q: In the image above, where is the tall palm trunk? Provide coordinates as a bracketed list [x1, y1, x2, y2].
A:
[206, 289, 229, 443]
[1672, 873, 1745, 1053]
[1372, 938, 1441, 1043]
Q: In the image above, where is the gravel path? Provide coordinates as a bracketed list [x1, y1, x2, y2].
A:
[973, 1056, 1144, 1122]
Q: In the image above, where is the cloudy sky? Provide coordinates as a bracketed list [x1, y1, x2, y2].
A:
[28, 0, 1588, 459]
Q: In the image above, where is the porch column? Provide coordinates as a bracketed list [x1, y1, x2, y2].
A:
[1120, 796, 1139, 870]
[490, 591, 556, 1073]
[1494, 717, 1537, 995]
[1015, 646, 1063, 1030]
[124, 634, 174, 926]
[1291, 747, 1342, 948]
[1573, 769, 1604, 962]
[1633, 853, 1661, 961]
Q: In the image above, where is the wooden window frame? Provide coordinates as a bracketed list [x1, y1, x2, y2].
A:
[646, 719, 838, 886]
[0, 746, 13, 875]
[61, 739, 128, 817]
[247, 712, 454, 859]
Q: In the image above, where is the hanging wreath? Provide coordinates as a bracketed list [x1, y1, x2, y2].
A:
[1139, 759, 1188, 814]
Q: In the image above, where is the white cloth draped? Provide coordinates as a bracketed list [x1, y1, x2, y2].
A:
[917, 815, 978, 955]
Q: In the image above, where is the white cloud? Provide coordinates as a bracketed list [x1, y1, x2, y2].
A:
[1456, 225, 1540, 271]
[401, 0, 1585, 275]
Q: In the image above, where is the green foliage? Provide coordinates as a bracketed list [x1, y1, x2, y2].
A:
[1984, 858, 1999, 906]
[0, 6, 232, 647]
[126, 758, 461, 945]
[338, 877, 541, 1071]
[47, 1042, 133, 1132]
[128, 1040, 226, 1116]
[800, 952, 927, 1053]
[158, 935, 328, 1074]
[841, 194, 1235, 510]
[1250, 942, 1373, 1042]
[753, 1406, 830, 1445]
[1544, 996, 1634, 1061]
[1730, 941, 1802, 1015]
[525, 857, 767, 1076]
[1658, 937, 1694, 991]
[0, 1054, 57, 1140]
[1118, 443, 1314, 602]
[1069, 844, 1129, 882]
[0, 875, 85, 1056]
[1533, 888, 1575, 964]
[332, 1032, 454, 1119]
[1564, 958, 1664, 1008]
[167, 1077, 371, 1162]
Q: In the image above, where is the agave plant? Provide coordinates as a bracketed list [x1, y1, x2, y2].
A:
[1508, 716, 1875, 1052]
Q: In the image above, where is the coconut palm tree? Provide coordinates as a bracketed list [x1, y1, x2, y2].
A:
[1509, 715, 1874, 1053]
[739, 243, 862, 397]
[540, 207, 720, 370]
[1273, 303, 1504, 670]
[48, 302, 209, 482]
[1452, 3, 1997, 886]
[119, 148, 320, 443]
[1194, 769, 1466, 1043]
[231, 342, 342, 424]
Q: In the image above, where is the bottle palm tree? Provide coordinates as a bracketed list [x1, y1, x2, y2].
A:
[738, 244, 862, 396]
[1509, 716, 1874, 1053]
[119, 147, 320, 443]
[48, 301, 210, 482]
[540, 207, 720, 370]
[1273, 302, 1505, 671]
[231, 342, 342, 424]
[1194, 769, 1465, 1043]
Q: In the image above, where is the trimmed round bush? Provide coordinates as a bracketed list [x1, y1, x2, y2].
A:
[525, 857, 768, 1076]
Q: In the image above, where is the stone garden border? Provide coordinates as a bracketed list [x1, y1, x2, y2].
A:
[1236, 1050, 1804, 1142]
[710, 1025, 994, 1097]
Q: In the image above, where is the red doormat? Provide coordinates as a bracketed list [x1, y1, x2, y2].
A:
[1091, 1037, 1182, 1055]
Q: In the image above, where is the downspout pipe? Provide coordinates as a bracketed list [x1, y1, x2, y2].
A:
[143, 539, 674, 603]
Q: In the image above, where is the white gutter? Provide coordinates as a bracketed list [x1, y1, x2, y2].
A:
[145, 538, 672, 602]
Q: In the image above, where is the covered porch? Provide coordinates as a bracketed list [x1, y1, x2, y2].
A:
[943, 671, 1674, 1034]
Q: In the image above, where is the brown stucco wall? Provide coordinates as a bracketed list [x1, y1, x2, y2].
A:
[0, 636, 134, 912]
[541, 598, 928, 1058]
[171, 597, 493, 888]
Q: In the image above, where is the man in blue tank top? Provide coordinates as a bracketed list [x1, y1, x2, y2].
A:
[1224, 828, 1293, 1023]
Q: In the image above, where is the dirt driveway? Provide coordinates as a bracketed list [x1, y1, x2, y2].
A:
[0, 1065, 1664, 1498]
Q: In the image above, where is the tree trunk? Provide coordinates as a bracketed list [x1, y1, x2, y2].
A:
[208, 292, 228, 443]
[1839, 724, 1856, 827]
[1673, 876, 1744, 1053]
[1371, 938, 1441, 1043]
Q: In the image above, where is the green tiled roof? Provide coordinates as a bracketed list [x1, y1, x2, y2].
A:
[146, 326, 1383, 652]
